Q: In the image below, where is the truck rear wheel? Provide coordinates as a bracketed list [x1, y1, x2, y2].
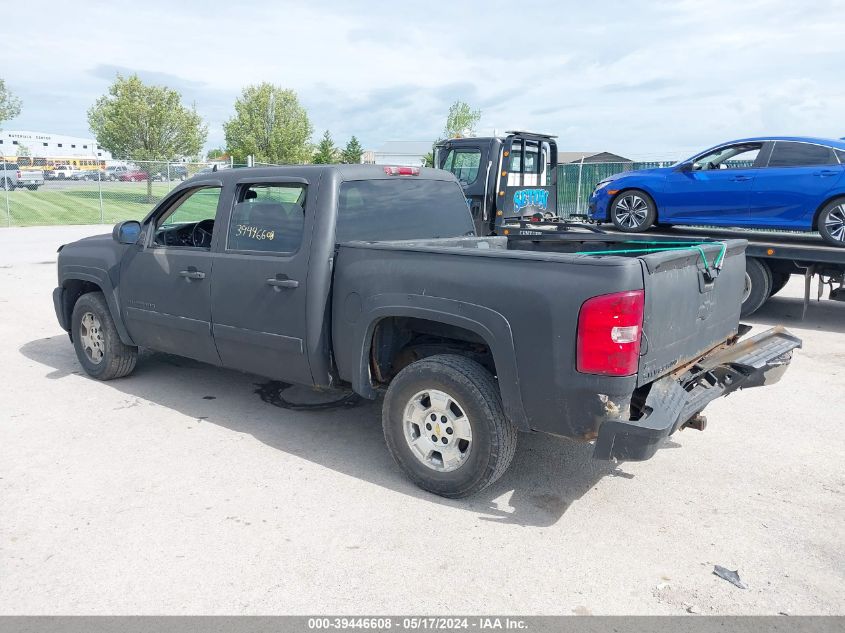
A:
[769, 272, 790, 298]
[382, 354, 517, 498]
[741, 257, 772, 317]
[71, 292, 138, 380]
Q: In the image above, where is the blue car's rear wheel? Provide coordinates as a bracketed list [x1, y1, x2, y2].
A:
[611, 190, 656, 232]
[818, 199, 845, 247]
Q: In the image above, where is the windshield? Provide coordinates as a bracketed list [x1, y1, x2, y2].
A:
[336, 178, 475, 242]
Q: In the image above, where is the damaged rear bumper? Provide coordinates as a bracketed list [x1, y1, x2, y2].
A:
[593, 326, 801, 462]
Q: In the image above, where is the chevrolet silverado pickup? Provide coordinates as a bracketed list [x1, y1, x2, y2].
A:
[52, 165, 800, 497]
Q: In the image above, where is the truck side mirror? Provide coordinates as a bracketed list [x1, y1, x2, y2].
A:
[113, 220, 141, 245]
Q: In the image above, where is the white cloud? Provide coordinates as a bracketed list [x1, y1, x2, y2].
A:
[3, 0, 843, 158]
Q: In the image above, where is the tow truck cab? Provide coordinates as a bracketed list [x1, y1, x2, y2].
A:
[435, 131, 559, 236]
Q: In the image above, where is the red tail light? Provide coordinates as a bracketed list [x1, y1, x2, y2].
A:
[577, 290, 644, 376]
[384, 166, 420, 176]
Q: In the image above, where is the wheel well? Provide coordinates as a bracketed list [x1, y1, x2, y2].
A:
[812, 194, 845, 230]
[61, 279, 102, 339]
[610, 187, 658, 220]
[369, 317, 496, 386]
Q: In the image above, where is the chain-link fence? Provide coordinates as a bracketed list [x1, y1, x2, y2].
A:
[0, 159, 237, 227]
[555, 161, 676, 217]
[1, 156, 685, 226]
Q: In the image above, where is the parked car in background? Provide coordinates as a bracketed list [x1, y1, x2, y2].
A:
[47, 165, 81, 180]
[105, 165, 128, 181]
[72, 169, 106, 181]
[588, 137, 845, 246]
[119, 169, 149, 182]
[150, 165, 188, 182]
[0, 163, 45, 190]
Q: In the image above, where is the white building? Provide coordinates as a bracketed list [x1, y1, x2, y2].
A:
[0, 130, 113, 164]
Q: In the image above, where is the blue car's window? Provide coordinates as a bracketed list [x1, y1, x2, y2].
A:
[836, 149, 845, 164]
[692, 144, 762, 171]
[768, 142, 836, 168]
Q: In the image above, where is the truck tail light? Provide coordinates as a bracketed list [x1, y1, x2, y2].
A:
[384, 166, 420, 176]
[16, 171, 22, 179]
[577, 290, 644, 376]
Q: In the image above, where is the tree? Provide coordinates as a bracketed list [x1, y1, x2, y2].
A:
[88, 74, 207, 200]
[206, 148, 227, 160]
[0, 79, 22, 130]
[312, 130, 336, 164]
[224, 83, 312, 165]
[340, 135, 364, 164]
[443, 100, 481, 139]
[16, 143, 31, 158]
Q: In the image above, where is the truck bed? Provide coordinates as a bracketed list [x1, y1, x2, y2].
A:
[332, 233, 747, 438]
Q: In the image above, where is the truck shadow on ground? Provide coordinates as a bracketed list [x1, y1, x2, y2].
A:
[20, 335, 638, 528]
[746, 294, 845, 334]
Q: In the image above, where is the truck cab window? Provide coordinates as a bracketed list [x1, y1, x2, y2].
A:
[442, 149, 481, 185]
[153, 186, 222, 248]
[227, 183, 307, 253]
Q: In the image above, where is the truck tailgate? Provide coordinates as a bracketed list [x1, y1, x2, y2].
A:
[637, 239, 747, 386]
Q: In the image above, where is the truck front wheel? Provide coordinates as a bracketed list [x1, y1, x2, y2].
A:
[382, 354, 517, 498]
[71, 292, 138, 380]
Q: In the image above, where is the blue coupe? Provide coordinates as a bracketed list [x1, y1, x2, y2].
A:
[588, 136, 845, 246]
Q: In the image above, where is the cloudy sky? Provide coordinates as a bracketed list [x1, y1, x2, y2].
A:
[3, 0, 844, 160]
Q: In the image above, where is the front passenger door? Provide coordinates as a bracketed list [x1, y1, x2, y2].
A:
[210, 179, 314, 385]
[120, 185, 223, 364]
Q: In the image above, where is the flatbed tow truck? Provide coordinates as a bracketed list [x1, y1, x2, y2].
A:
[437, 131, 845, 317]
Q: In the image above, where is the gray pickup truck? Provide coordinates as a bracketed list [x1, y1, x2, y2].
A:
[1, 162, 44, 190]
[52, 165, 800, 497]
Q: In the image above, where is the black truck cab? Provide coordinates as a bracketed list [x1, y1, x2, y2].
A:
[435, 131, 558, 235]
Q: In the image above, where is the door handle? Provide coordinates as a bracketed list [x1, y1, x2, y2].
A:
[814, 170, 839, 177]
[178, 269, 206, 280]
[266, 277, 299, 289]
[730, 175, 751, 182]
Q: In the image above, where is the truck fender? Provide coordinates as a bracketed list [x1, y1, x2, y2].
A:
[60, 265, 135, 346]
[351, 293, 530, 430]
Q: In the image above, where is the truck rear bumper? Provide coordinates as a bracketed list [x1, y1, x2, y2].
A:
[593, 326, 801, 462]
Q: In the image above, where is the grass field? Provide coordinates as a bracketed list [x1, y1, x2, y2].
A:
[1, 182, 178, 226]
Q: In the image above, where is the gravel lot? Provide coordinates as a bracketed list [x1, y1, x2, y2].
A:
[1, 225, 843, 615]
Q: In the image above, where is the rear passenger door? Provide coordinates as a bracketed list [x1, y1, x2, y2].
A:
[210, 178, 314, 385]
[749, 141, 845, 229]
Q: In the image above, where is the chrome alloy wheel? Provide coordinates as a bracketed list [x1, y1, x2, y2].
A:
[403, 389, 472, 472]
[824, 204, 845, 242]
[614, 194, 649, 228]
[79, 311, 105, 364]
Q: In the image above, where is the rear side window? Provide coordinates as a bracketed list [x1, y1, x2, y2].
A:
[336, 178, 475, 242]
[768, 142, 836, 167]
[227, 183, 307, 254]
[836, 149, 845, 164]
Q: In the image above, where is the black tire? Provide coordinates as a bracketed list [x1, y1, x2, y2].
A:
[71, 292, 138, 380]
[26, 185, 39, 191]
[769, 272, 790, 298]
[382, 354, 517, 498]
[610, 189, 657, 232]
[741, 257, 772, 318]
[817, 198, 845, 247]
[1, 178, 12, 190]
